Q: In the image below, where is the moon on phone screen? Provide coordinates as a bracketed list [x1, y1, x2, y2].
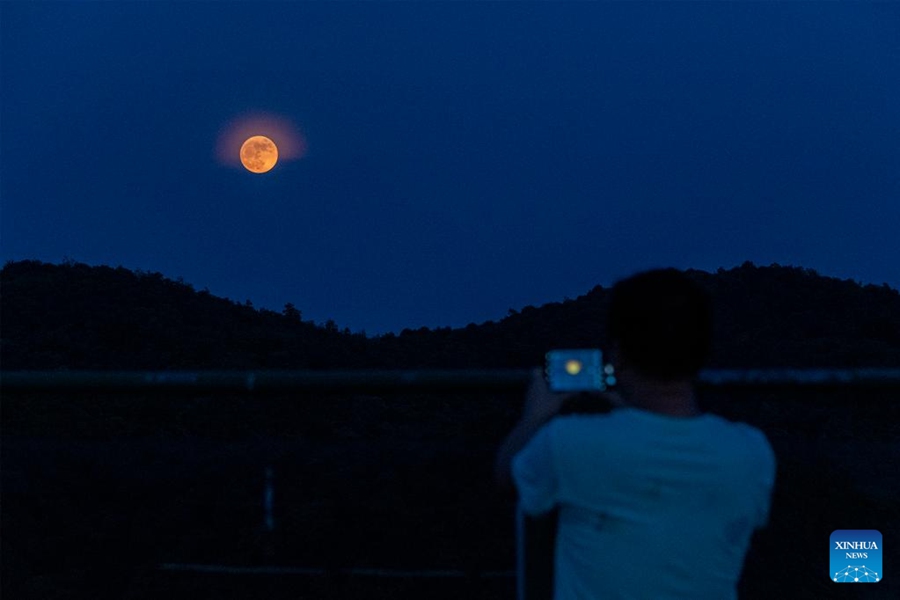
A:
[240, 135, 278, 173]
[565, 360, 583, 375]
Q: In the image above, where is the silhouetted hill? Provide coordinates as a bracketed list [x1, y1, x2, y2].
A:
[2, 259, 899, 370]
[0, 260, 371, 370]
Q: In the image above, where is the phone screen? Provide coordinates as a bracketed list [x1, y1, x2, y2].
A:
[545, 349, 609, 392]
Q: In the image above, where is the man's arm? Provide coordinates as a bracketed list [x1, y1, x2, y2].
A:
[494, 368, 568, 493]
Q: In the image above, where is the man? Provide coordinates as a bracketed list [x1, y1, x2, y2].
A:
[495, 268, 776, 599]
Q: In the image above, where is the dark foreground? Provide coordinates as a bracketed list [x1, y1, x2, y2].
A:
[2, 390, 898, 599]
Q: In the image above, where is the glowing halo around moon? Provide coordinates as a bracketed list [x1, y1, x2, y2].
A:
[240, 135, 278, 173]
[216, 113, 307, 172]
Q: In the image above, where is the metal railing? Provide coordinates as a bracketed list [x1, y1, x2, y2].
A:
[3, 367, 898, 588]
[3, 367, 900, 394]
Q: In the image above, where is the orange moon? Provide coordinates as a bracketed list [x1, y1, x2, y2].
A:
[240, 135, 278, 173]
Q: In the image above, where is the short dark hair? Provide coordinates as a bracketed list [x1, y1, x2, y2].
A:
[607, 268, 712, 380]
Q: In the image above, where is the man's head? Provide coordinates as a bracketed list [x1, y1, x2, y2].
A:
[607, 268, 712, 382]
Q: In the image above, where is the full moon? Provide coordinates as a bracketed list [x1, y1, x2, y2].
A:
[240, 135, 278, 173]
[565, 360, 583, 375]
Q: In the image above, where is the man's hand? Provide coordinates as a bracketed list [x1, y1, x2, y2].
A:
[523, 367, 627, 422]
[522, 367, 570, 425]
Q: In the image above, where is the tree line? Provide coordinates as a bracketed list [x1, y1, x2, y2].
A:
[2, 259, 898, 372]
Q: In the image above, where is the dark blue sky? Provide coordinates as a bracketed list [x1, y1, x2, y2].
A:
[2, 2, 898, 335]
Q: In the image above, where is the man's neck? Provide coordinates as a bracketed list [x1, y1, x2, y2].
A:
[623, 378, 700, 417]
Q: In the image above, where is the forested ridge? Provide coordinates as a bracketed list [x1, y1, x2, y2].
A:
[2, 259, 899, 371]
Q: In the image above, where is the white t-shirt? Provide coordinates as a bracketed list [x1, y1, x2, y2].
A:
[512, 408, 776, 600]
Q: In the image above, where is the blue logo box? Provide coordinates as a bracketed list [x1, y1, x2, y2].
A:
[831, 530, 882, 583]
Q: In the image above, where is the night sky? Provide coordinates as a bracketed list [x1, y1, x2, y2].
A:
[2, 2, 898, 335]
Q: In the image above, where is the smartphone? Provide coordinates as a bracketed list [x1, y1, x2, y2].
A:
[545, 349, 616, 392]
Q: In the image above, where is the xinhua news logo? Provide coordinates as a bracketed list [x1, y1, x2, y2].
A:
[831, 530, 882, 583]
